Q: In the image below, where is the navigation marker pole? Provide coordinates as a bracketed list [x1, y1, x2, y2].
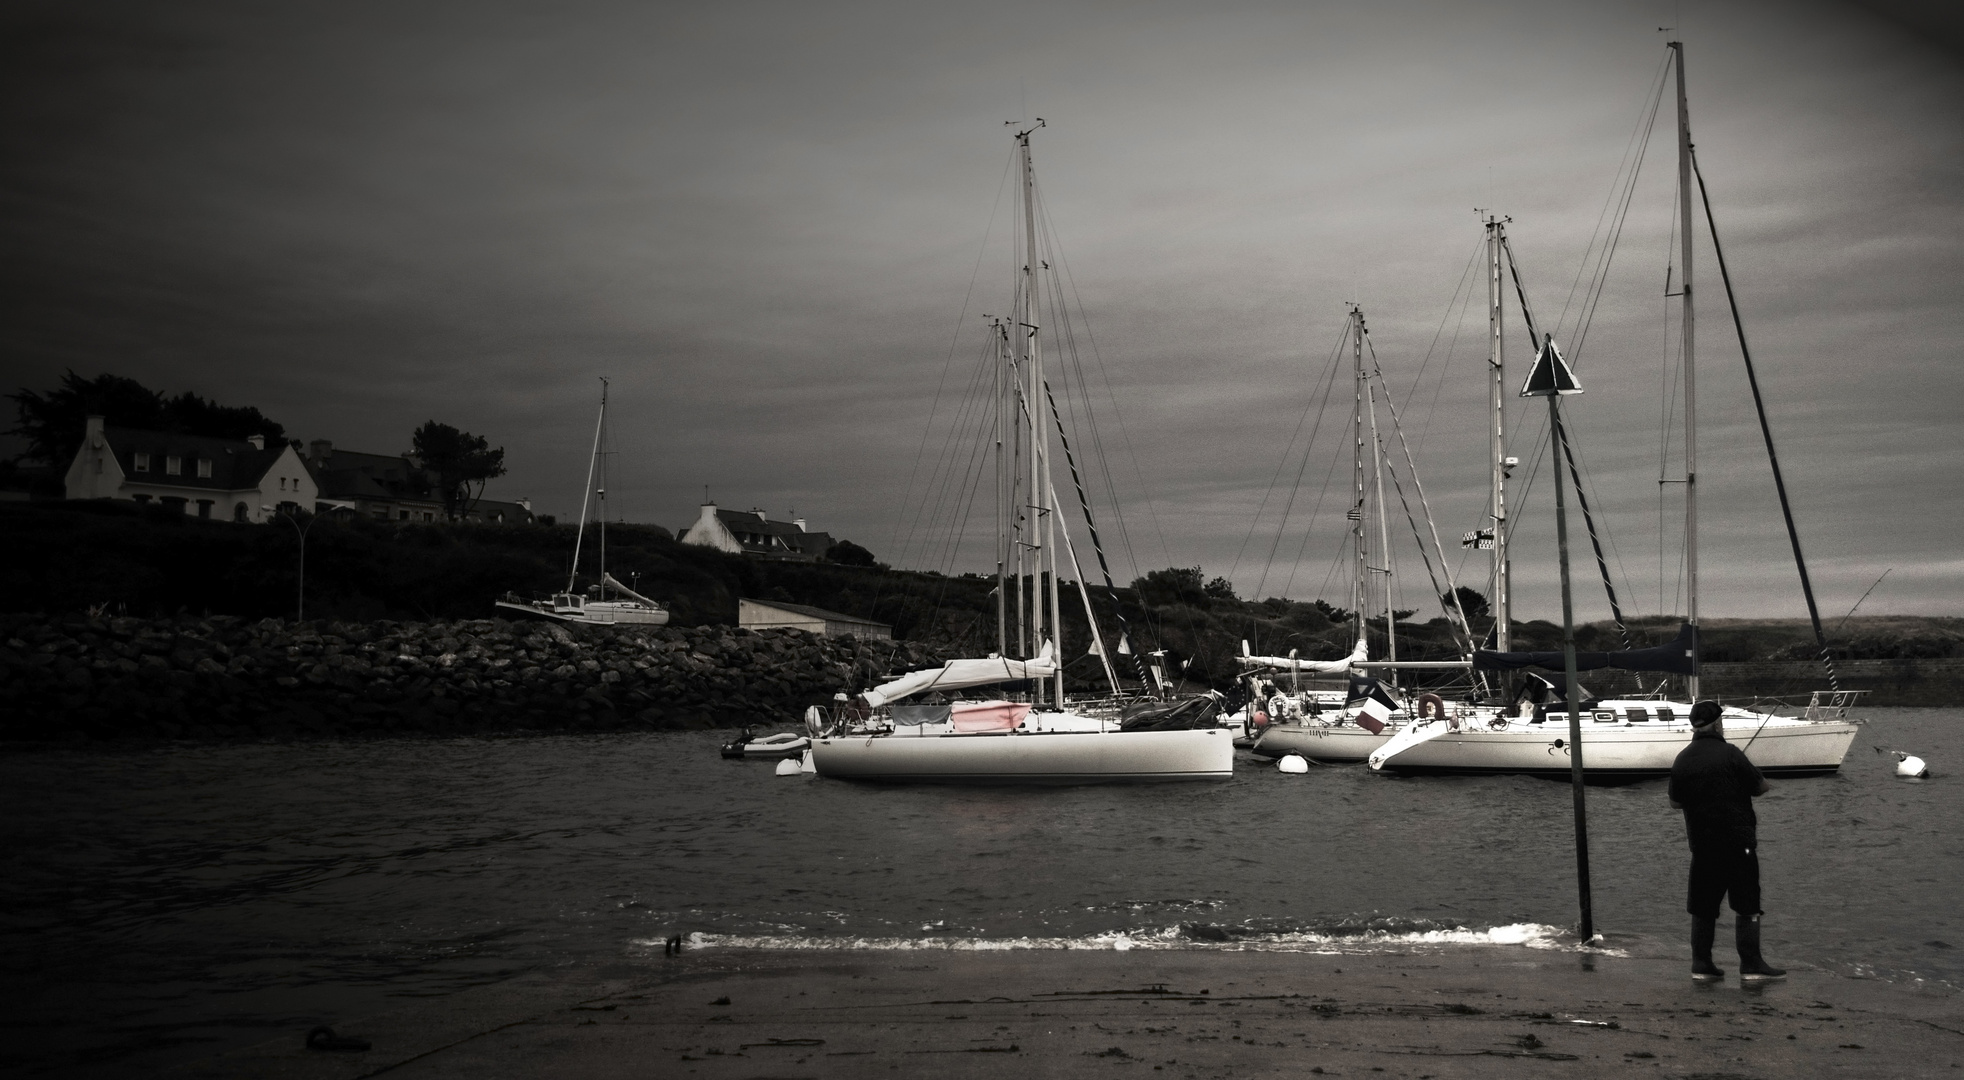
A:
[1522, 332, 1595, 944]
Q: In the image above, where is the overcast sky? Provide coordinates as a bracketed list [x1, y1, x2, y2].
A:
[4, 0, 1960, 621]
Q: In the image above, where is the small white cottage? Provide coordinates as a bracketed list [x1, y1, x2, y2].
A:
[64, 415, 316, 523]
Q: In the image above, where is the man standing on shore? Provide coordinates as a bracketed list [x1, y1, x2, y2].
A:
[1668, 700, 1786, 983]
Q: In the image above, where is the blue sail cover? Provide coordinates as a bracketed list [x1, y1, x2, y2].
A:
[1472, 622, 1697, 675]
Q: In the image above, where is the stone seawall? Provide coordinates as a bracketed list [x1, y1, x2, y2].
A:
[0, 613, 945, 741]
[1698, 659, 1964, 707]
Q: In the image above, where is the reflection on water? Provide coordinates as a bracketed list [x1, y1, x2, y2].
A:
[1, 709, 1956, 1076]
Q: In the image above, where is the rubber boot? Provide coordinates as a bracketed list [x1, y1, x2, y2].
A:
[1690, 916, 1725, 983]
[1736, 914, 1787, 982]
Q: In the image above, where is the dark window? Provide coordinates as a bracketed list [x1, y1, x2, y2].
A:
[197, 499, 213, 519]
[234, 502, 249, 522]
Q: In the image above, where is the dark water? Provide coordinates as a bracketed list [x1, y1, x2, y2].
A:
[3, 709, 1957, 1076]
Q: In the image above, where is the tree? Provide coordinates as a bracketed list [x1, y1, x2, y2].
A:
[826, 539, 876, 567]
[412, 421, 506, 520]
[1203, 576, 1238, 601]
[159, 391, 287, 445]
[1311, 598, 1352, 624]
[7, 372, 288, 465]
[1441, 585, 1490, 620]
[1132, 567, 1208, 608]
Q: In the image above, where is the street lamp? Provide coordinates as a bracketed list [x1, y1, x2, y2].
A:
[263, 502, 356, 622]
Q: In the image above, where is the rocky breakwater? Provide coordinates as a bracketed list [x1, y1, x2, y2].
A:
[0, 613, 944, 741]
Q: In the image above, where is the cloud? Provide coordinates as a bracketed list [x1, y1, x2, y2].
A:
[3, 0, 1960, 619]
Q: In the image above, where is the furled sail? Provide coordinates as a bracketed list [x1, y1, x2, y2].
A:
[600, 573, 663, 609]
[1473, 622, 1697, 675]
[859, 641, 1059, 708]
[1236, 638, 1369, 675]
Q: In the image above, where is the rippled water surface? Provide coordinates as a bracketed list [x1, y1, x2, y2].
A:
[3, 708, 1957, 1075]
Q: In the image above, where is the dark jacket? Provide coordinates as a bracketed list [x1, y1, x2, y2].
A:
[1668, 726, 1765, 848]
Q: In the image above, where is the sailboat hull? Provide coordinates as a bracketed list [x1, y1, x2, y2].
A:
[494, 600, 670, 626]
[1369, 716, 1858, 780]
[810, 727, 1234, 785]
[1251, 722, 1391, 763]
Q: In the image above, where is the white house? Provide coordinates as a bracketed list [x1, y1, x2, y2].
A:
[64, 415, 317, 523]
[737, 599, 892, 640]
[678, 502, 837, 561]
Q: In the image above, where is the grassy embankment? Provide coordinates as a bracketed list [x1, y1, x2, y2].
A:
[5, 500, 1958, 693]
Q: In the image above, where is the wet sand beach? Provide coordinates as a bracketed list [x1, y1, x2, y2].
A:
[176, 946, 1961, 1079]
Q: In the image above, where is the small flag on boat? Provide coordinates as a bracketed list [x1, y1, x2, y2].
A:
[1116, 634, 1133, 656]
[1345, 674, 1398, 735]
[1346, 500, 1364, 521]
[1462, 528, 1494, 550]
[1519, 334, 1583, 397]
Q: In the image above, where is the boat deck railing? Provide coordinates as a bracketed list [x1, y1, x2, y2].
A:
[1803, 688, 1868, 721]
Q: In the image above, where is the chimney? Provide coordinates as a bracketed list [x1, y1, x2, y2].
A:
[794, 518, 807, 532]
[752, 507, 767, 522]
[309, 438, 332, 464]
[247, 433, 266, 450]
[84, 414, 105, 447]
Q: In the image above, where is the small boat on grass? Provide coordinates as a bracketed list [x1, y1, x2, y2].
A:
[494, 379, 669, 627]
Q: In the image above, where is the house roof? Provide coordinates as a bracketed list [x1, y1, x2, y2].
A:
[715, 509, 834, 555]
[312, 448, 440, 504]
[742, 599, 889, 628]
[468, 498, 533, 522]
[103, 426, 290, 492]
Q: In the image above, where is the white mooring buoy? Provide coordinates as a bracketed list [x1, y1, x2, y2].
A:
[1276, 753, 1310, 774]
[775, 755, 803, 777]
[1896, 753, 1929, 779]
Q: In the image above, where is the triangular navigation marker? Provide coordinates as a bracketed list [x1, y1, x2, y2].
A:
[1519, 334, 1583, 397]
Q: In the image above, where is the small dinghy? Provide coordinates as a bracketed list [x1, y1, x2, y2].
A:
[720, 729, 811, 760]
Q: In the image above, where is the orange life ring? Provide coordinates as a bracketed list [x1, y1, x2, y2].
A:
[1415, 693, 1447, 721]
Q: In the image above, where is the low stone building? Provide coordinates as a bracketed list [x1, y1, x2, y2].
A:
[63, 415, 316, 523]
[737, 599, 891, 640]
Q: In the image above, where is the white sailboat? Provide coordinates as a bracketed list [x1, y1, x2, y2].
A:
[1244, 305, 1500, 762]
[495, 380, 670, 627]
[1370, 42, 1858, 779]
[807, 123, 1231, 785]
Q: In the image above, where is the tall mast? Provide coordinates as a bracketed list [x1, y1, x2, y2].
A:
[597, 377, 608, 601]
[567, 378, 606, 596]
[994, 319, 1008, 656]
[1367, 374, 1397, 682]
[1017, 121, 1047, 696]
[1672, 41, 1701, 700]
[1485, 215, 1511, 651]
[1349, 306, 1368, 648]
